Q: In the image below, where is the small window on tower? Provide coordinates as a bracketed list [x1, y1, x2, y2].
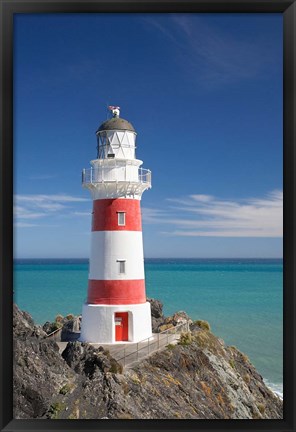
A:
[117, 260, 126, 274]
[117, 212, 126, 226]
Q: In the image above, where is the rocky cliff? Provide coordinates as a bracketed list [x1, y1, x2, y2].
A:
[13, 301, 282, 420]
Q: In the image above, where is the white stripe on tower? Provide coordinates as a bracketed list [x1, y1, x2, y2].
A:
[89, 231, 144, 281]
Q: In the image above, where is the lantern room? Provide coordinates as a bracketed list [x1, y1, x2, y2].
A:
[96, 108, 137, 160]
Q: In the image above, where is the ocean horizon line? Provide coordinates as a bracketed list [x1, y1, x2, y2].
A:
[14, 257, 283, 261]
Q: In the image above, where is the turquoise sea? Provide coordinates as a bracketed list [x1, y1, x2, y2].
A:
[14, 258, 283, 397]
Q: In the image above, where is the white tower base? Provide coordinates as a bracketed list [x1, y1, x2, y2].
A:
[80, 302, 152, 344]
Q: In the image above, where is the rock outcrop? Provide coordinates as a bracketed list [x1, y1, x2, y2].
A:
[147, 297, 166, 332]
[42, 314, 81, 342]
[13, 303, 282, 420]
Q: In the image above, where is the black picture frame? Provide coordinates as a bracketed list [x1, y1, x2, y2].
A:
[1, 1, 295, 431]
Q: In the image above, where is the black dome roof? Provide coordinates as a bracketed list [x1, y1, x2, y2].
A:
[97, 117, 135, 133]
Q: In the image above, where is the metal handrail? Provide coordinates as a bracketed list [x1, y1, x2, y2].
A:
[115, 320, 190, 367]
[46, 326, 63, 340]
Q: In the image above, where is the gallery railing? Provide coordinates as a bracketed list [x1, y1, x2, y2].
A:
[82, 167, 151, 186]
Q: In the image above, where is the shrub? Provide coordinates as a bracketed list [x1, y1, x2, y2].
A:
[179, 332, 192, 346]
[229, 359, 235, 369]
[193, 331, 208, 348]
[194, 320, 211, 332]
[59, 383, 73, 395]
[109, 359, 123, 374]
[243, 373, 251, 384]
[167, 343, 176, 350]
[257, 403, 265, 414]
[51, 321, 62, 331]
[49, 402, 66, 419]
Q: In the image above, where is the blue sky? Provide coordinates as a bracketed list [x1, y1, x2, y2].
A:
[14, 13, 283, 258]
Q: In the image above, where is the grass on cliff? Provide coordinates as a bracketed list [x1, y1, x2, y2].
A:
[179, 332, 192, 346]
[49, 402, 66, 419]
[193, 320, 211, 331]
[177, 326, 227, 357]
[59, 383, 75, 395]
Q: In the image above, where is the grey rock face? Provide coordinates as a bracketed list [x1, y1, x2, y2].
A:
[13, 303, 47, 340]
[62, 342, 122, 376]
[61, 317, 81, 341]
[147, 297, 166, 332]
[13, 303, 283, 420]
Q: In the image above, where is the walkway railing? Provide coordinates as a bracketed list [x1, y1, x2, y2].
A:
[46, 327, 62, 341]
[114, 320, 190, 368]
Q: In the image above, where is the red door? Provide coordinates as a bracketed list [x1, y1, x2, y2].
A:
[115, 312, 129, 341]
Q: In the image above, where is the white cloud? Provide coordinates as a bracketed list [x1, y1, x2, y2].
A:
[144, 190, 283, 238]
[14, 194, 90, 226]
[141, 207, 167, 224]
[143, 15, 279, 87]
[73, 211, 91, 216]
[14, 205, 45, 219]
[14, 222, 39, 228]
[15, 194, 88, 203]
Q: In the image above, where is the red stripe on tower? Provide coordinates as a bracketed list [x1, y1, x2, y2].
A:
[92, 198, 142, 231]
[87, 279, 146, 305]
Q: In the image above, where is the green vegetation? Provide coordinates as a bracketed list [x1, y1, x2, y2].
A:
[229, 359, 235, 369]
[194, 320, 211, 332]
[243, 373, 251, 384]
[131, 375, 141, 385]
[257, 403, 265, 414]
[59, 383, 74, 395]
[167, 344, 176, 350]
[109, 359, 123, 374]
[179, 332, 192, 346]
[241, 353, 250, 363]
[49, 402, 66, 419]
[167, 343, 176, 350]
[51, 321, 62, 332]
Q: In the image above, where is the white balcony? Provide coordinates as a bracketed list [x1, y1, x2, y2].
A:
[82, 166, 151, 186]
[81, 166, 151, 199]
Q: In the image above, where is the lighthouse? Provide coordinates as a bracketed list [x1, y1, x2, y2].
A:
[80, 107, 152, 344]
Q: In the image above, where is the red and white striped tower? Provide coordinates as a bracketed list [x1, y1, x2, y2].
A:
[80, 107, 152, 343]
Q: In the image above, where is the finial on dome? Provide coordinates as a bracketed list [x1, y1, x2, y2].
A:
[108, 105, 120, 118]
